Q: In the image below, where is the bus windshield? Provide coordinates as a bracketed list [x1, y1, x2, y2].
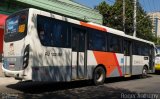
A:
[4, 11, 28, 42]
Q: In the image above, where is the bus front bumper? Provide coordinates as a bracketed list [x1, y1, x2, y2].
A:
[2, 65, 24, 79]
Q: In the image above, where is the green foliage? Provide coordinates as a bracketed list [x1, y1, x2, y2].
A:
[95, 0, 156, 42]
[95, 1, 111, 26]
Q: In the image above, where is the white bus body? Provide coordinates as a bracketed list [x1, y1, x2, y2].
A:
[2, 8, 155, 85]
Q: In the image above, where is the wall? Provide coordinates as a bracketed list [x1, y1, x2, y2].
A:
[0, 29, 3, 55]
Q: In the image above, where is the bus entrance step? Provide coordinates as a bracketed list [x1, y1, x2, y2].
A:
[124, 74, 131, 77]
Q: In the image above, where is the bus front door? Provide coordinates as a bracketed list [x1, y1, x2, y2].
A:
[72, 27, 86, 80]
[124, 40, 132, 76]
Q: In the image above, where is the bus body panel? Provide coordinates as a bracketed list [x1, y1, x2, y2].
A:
[31, 46, 72, 82]
[132, 55, 149, 75]
[87, 51, 124, 78]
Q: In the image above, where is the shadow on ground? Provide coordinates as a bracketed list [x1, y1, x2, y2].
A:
[6, 75, 152, 99]
[105, 75, 152, 84]
[155, 70, 160, 75]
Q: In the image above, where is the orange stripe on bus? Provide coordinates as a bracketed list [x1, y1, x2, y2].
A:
[80, 21, 107, 32]
[113, 53, 122, 76]
[93, 51, 122, 77]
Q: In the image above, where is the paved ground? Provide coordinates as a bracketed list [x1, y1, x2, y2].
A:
[0, 74, 160, 99]
[0, 63, 4, 77]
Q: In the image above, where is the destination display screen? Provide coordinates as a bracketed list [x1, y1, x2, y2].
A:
[6, 16, 19, 34]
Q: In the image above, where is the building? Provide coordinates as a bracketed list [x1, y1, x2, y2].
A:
[0, 14, 8, 62]
[0, 0, 103, 62]
[148, 12, 160, 37]
[0, 0, 102, 24]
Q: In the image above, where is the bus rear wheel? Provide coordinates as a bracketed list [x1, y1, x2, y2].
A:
[93, 66, 106, 85]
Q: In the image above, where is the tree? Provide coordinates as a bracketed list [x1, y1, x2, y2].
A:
[95, 0, 156, 42]
[95, 1, 111, 26]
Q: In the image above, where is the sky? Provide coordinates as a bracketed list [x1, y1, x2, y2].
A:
[74, 0, 160, 13]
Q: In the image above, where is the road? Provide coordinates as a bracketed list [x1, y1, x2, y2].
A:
[0, 74, 160, 99]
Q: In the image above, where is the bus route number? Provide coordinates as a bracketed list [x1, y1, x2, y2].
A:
[45, 51, 62, 56]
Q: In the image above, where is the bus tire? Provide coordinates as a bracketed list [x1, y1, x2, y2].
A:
[93, 66, 106, 85]
[141, 66, 148, 78]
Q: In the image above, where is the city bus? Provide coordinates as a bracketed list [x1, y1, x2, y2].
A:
[155, 45, 160, 72]
[2, 8, 155, 85]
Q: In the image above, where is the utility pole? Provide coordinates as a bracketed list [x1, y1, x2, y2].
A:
[133, 0, 137, 37]
[123, 0, 125, 33]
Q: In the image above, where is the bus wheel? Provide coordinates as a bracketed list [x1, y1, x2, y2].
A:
[141, 66, 148, 78]
[93, 66, 106, 85]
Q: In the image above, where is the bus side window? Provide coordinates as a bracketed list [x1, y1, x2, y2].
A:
[133, 42, 142, 55]
[88, 29, 106, 51]
[124, 40, 131, 55]
[108, 35, 122, 53]
[37, 15, 52, 46]
[143, 44, 149, 56]
[51, 21, 70, 47]
[43, 22, 52, 45]
[37, 15, 70, 48]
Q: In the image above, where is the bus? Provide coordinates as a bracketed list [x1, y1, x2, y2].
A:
[2, 8, 155, 85]
[155, 45, 160, 72]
